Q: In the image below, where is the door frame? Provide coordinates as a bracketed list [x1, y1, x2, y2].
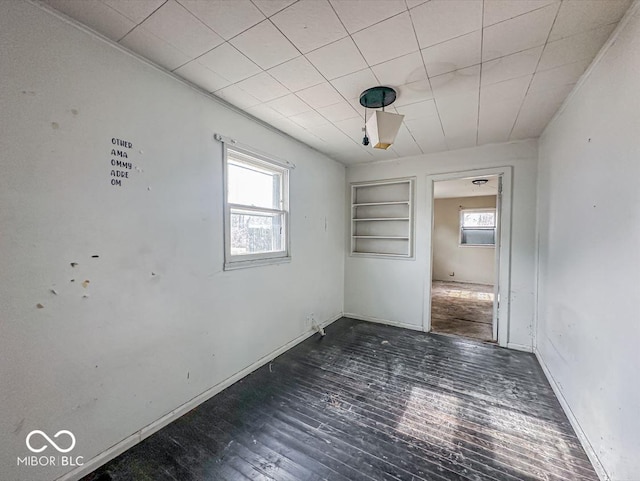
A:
[423, 166, 513, 347]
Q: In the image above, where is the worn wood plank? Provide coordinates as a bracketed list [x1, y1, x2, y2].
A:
[82, 318, 598, 481]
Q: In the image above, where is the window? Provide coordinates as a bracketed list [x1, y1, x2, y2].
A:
[224, 146, 289, 269]
[460, 208, 496, 246]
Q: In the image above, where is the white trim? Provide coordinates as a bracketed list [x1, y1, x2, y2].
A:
[424, 167, 513, 347]
[223, 144, 291, 270]
[343, 313, 424, 332]
[506, 342, 533, 353]
[534, 349, 609, 481]
[55, 313, 344, 481]
[542, 0, 640, 138]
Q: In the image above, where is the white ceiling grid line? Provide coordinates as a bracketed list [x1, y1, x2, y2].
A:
[43, 0, 633, 165]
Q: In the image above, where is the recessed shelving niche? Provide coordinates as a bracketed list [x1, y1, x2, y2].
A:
[350, 177, 415, 258]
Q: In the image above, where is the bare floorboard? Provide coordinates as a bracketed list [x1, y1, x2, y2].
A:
[431, 281, 494, 342]
[83, 318, 598, 481]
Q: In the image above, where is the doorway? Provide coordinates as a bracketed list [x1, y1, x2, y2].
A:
[424, 168, 512, 346]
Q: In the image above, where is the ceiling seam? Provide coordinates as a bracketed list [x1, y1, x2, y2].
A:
[476, 0, 485, 146]
[113, 0, 168, 42]
[507, 0, 563, 140]
[407, 4, 446, 152]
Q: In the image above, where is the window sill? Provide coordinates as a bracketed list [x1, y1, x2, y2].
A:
[224, 256, 291, 271]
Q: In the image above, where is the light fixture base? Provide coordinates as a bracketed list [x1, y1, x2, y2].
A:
[359, 86, 397, 109]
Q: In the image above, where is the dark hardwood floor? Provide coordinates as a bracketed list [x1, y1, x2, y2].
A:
[431, 281, 494, 342]
[83, 318, 598, 481]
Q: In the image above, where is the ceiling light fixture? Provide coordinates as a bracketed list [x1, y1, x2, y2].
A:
[359, 86, 404, 150]
[472, 179, 489, 185]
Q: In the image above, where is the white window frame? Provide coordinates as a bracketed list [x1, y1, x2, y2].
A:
[459, 208, 496, 247]
[223, 145, 290, 270]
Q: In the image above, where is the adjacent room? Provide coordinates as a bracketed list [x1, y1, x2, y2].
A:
[2, 1, 639, 481]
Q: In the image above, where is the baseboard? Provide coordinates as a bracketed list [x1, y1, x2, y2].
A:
[343, 312, 424, 332]
[534, 349, 609, 481]
[56, 313, 344, 481]
[507, 342, 533, 353]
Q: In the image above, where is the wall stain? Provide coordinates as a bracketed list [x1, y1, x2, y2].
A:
[36, 303, 44, 309]
[70, 109, 78, 116]
[51, 122, 59, 130]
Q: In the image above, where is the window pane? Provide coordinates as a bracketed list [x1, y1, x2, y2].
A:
[462, 211, 495, 228]
[230, 210, 284, 255]
[462, 228, 495, 245]
[228, 161, 281, 209]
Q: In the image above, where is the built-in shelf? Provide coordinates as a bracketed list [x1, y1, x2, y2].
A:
[353, 236, 410, 239]
[353, 217, 410, 222]
[351, 178, 415, 258]
[353, 201, 410, 207]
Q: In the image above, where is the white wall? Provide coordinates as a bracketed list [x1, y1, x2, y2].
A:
[345, 140, 538, 348]
[433, 195, 496, 285]
[0, 2, 344, 480]
[536, 5, 640, 480]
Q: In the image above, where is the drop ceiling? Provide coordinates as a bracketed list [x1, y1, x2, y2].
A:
[42, 0, 631, 165]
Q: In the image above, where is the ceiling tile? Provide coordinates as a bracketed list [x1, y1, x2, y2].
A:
[174, 60, 231, 92]
[179, 0, 265, 40]
[371, 51, 427, 87]
[198, 42, 261, 83]
[44, 0, 136, 41]
[394, 79, 433, 106]
[214, 84, 262, 109]
[431, 65, 480, 99]
[296, 82, 344, 109]
[422, 30, 481, 78]
[330, 68, 379, 100]
[406, 0, 428, 8]
[390, 125, 423, 157]
[549, 0, 630, 41]
[410, 0, 482, 49]
[268, 56, 325, 92]
[245, 104, 285, 124]
[235, 72, 289, 102]
[138, 0, 223, 57]
[352, 12, 419, 65]
[230, 20, 299, 69]
[482, 3, 559, 61]
[289, 110, 331, 129]
[306, 37, 368, 80]
[404, 115, 447, 154]
[265, 93, 312, 117]
[481, 46, 542, 86]
[510, 86, 569, 139]
[529, 59, 590, 93]
[334, 117, 368, 144]
[437, 90, 479, 149]
[480, 75, 532, 104]
[396, 99, 438, 120]
[251, 0, 296, 17]
[483, 0, 558, 27]
[307, 123, 355, 144]
[478, 77, 530, 144]
[329, 0, 407, 34]
[478, 105, 520, 144]
[538, 23, 616, 71]
[120, 27, 190, 70]
[271, 0, 347, 53]
[316, 101, 360, 123]
[101, 0, 165, 24]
